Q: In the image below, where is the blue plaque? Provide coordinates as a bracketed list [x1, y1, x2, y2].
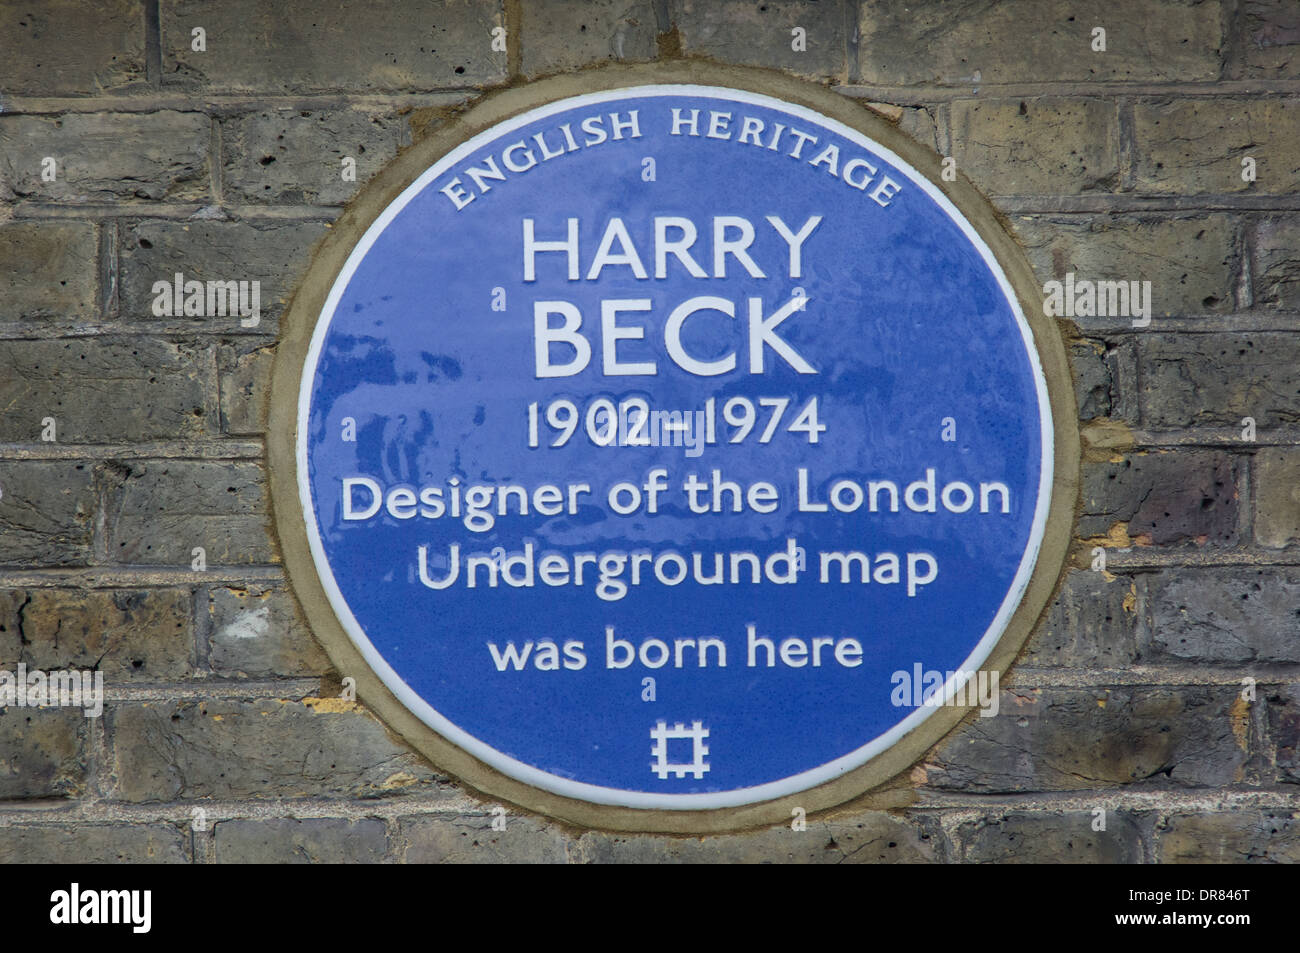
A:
[295, 85, 1054, 809]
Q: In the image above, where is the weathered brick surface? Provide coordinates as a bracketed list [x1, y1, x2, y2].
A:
[0, 338, 214, 443]
[921, 688, 1251, 793]
[0, 0, 147, 96]
[0, 824, 190, 864]
[0, 708, 87, 799]
[671, 0, 846, 82]
[105, 460, 274, 566]
[108, 699, 443, 802]
[213, 817, 388, 863]
[217, 339, 274, 436]
[119, 220, 329, 331]
[1252, 216, 1300, 310]
[1227, 1, 1300, 79]
[856, 0, 1222, 86]
[0, 589, 194, 680]
[955, 811, 1148, 863]
[949, 98, 1118, 195]
[1134, 99, 1300, 195]
[578, 813, 935, 863]
[1268, 685, 1300, 783]
[520, 0, 658, 78]
[1012, 215, 1236, 318]
[1070, 339, 1115, 420]
[0, 462, 96, 568]
[208, 586, 331, 678]
[160, 0, 506, 92]
[1157, 810, 1300, 863]
[1255, 449, 1300, 548]
[1146, 568, 1300, 664]
[1023, 570, 1139, 668]
[1080, 451, 1239, 546]
[1137, 334, 1300, 429]
[0, 113, 211, 204]
[0, 223, 98, 321]
[396, 813, 569, 863]
[221, 109, 412, 206]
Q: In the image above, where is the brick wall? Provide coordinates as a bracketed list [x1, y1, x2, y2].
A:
[1, 0, 1298, 863]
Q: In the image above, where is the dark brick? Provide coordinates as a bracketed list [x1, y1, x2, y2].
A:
[160, 0, 506, 92]
[1148, 568, 1300, 664]
[119, 220, 329, 332]
[520, 0, 657, 78]
[922, 687, 1252, 793]
[0, 0, 147, 96]
[1139, 333, 1300, 430]
[108, 698, 441, 801]
[1227, 1, 1300, 79]
[214, 817, 387, 863]
[0, 824, 189, 863]
[0, 113, 210, 204]
[0, 338, 214, 443]
[221, 109, 411, 206]
[0, 708, 87, 799]
[0, 223, 98, 321]
[671, 0, 846, 82]
[105, 460, 274, 566]
[1080, 451, 1239, 546]
[0, 462, 96, 568]
[1071, 339, 1114, 420]
[1253, 216, 1300, 310]
[856, 0, 1222, 86]
[956, 810, 1147, 863]
[1024, 570, 1140, 668]
[0, 589, 194, 680]
[1268, 685, 1300, 783]
[1157, 809, 1300, 862]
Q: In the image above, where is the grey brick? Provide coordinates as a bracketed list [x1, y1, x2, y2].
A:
[1147, 568, 1300, 663]
[1227, 1, 1300, 79]
[214, 817, 387, 863]
[520, 0, 658, 78]
[578, 812, 935, 863]
[1012, 214, 1235, 318]
[671, 0, 846, 82]
[921, 687, 1251, 793]
[208, 586, 331, 678]
[0, 589, 194, 680]
[1024, 569, 1140, 668]
[1157, 809, 1300, 862]
[0, 223, 98, 321]
[160, 0, 506, 93]
[119, 220, 329, 332]
[1255, 449, 1300, 548]
[1080, 451, 1239, 546]
[217, 341, 273, 437]
[108, 698, 441, 802]
[221, 109, 410, 206]
[0, 0, 147, 96]
[0, 824, 189, 864]
[949, 98, 1119, 195]
[1070, 339, 1114, 420]
[1269, 685, 1300, 783]
[956, 810, 1147, 863]
[0, 708, 87, 799]
[0, 113, 210, 204]
[1138, 333, 1300, 430]
[0, 338, 214, 443]
[397, 813, 569, 863]
[1134, 98, 1300, 195]
[0, 462, 96, 568]
[857, 0, 1223, 86]
[1253, 216, 1300, 310]
[105, 460, 274, 566]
